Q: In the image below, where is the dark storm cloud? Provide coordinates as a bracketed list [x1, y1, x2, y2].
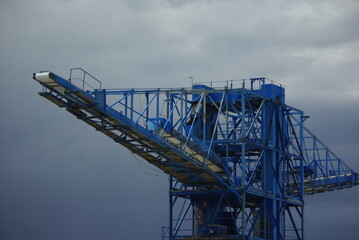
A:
[1, 0, 358, 239]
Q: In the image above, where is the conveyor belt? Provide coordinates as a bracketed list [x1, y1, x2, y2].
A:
[34, 72, 226, 186]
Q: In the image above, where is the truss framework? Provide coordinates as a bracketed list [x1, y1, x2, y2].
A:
[33, 69, 358, 240]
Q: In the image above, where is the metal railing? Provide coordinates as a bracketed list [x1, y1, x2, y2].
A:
[194, 77, 285, 90]
[69, 67, 102, 91]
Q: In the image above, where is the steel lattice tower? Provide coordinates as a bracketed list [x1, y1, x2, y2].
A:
[33, 68, 358, 240]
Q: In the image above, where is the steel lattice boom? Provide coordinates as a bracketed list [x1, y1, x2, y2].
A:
[33, 68, 358, 240]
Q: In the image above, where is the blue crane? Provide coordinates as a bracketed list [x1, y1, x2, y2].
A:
[33, 68, 358, 239]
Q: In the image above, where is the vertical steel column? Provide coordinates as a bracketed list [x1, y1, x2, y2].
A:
[272, 104, 278, 239]
[130, 89, 134, 121]
[156, 89, 160, 135]
[170, 94, 174, 129]
[166, 92, 169, 120]
[241, 93, 246, 185]
[203, 91, 207, 144]
[180, 90, 184, 149]
[192, 197, 195, 236]
[145, 92, 149, 120]
[169, 176, 173, 239]
[124, 93, 128, 118]
[301, 206, 304, 240]
[241, 93, 246, 238]
[225, 87, 229, 172]
[185, 91, 188, 137]
[299, 113, 304, 198]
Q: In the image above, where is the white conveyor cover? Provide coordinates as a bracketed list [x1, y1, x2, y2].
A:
[33, 72, 55, 83]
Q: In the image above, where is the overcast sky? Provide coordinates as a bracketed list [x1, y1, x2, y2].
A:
[0, 0, 358, 239]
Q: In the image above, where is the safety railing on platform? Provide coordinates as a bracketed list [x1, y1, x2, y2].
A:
[69, 67, 102, 91]
[193, 77, 285, 90]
